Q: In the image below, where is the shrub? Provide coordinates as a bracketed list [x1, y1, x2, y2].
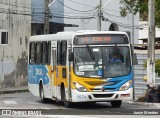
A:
[144, 59, 160, 77]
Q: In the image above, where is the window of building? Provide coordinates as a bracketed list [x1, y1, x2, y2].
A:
[1, 31, 8, 44]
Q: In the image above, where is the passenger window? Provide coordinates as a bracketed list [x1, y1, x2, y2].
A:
[42, 42, 47, 65]
[47, 41, 51, 65]
[29, 42, 35, 64]
[57, 41, 61, 65]
[35, 42, 42, 64]
[61, 41, 67, 65]
[57, 41, 67, 66]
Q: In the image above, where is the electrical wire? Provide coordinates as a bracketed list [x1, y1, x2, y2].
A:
[67, 0, 95, 8]
[102, 11, 141, 29]
[0, 0, 143, 29]
[57, 0, 97, 12]
[81, 10, 98, 24]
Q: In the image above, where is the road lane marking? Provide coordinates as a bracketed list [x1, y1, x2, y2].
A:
[4, 101, 17, 105]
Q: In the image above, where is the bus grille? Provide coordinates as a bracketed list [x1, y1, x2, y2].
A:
[93, 94, 114, 98]
[91, 88, 116, 92]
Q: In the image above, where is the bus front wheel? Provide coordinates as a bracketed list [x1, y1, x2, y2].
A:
[61, 86, 72, 108]
[111, 100, 122, 108]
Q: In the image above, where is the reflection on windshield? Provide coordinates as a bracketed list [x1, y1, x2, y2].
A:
[74, 46, 131, 78]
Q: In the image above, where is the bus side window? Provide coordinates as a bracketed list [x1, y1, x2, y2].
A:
[57, 41, 67, 66]
[57, 41, 61, 65]
[46, 41, 51, 65]
[52, 49, 57, 70]
[35, 42, 42, 64]
[29, 42, 35, 64]
[42, 41, 47, 65]
[61, 41, 67, 66]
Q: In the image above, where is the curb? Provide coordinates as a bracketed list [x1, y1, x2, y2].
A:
[0, 87, 29, 95]
[123, 100, 160, 108]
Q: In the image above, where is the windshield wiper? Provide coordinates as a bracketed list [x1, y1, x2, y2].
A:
[86, 45, 95, 61]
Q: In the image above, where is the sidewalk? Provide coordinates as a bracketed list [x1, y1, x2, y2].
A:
[0, 86, 28, 95]
[123, 100, 160, 109]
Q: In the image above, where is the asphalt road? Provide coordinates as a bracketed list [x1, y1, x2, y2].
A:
[0, 92, 159, 117]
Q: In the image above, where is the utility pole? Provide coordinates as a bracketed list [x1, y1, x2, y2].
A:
[44, 0, 49, 34]
[147, 0, 155, 86]
[121, 0, 134, 52]
[97, 0, 102, 31]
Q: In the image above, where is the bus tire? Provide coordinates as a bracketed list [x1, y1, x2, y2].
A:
[61, 85, 72, 108]
[111, 100, 122, 108]
[39, 83, 48, 103]
[64, 100, 72, 108]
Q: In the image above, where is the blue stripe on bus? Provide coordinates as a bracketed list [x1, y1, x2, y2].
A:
[104, 67, 133, 91]
[28, 65, 50, 85]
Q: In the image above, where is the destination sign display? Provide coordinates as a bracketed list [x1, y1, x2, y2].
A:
[73, 34, 129, 45]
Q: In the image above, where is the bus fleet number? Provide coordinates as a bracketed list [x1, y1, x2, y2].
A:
[77, 95, 87, 99]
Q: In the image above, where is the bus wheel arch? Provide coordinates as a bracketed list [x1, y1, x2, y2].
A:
[39, 81, 48, 103]
[60, 83, 65, 101]
[60, 82, 72, 108]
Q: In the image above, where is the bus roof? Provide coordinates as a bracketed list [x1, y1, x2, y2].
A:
[29, 31, 128, 42]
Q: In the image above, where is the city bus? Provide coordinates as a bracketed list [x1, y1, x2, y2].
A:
[28, 30, 137, 108]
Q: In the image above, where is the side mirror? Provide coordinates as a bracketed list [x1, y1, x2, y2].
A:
[132, 53, 138, 65]
[69, 52, 74, 61]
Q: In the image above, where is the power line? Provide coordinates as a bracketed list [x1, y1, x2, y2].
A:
[57, 0, 97, 12]
[67, 0, 95, 8]
[49, 8, 97, 15]
[102, 16, 140, 29]
[102, 11, 141, 28]
[103, 10, 139, 21]
[81, 10, 98, 24]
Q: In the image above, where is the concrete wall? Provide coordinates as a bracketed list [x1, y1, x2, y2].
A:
[63, 0, 139, 44]
[0, 0, 31, 88]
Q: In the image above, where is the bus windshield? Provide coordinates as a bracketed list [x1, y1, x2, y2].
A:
[73, 46, 131, 78]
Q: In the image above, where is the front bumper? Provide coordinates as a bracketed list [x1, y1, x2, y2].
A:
[71, 88, 133, 102]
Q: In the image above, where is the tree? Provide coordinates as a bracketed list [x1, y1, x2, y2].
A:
[120, 0, 160, 28]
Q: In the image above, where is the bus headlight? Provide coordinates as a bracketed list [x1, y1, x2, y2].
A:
[73, 82, 88, 92]
[119, 80, 132, 91]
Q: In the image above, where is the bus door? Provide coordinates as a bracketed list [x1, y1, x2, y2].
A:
[55, 41, 68, 100]
[51, 47, 57, 98]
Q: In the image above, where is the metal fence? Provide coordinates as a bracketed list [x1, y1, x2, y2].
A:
[134, 52, 160, 98]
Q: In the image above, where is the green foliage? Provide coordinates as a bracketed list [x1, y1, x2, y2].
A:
[143, 59, 160, 77]
[156, 59, 160, 77]
[120, 0, 160, 28]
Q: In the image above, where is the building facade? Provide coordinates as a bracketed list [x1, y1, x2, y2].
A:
[63, 0, 139, 44]
[32, 0, 139, 43]
[32, 0, 71, 35]
[0, 0, 31, 88]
